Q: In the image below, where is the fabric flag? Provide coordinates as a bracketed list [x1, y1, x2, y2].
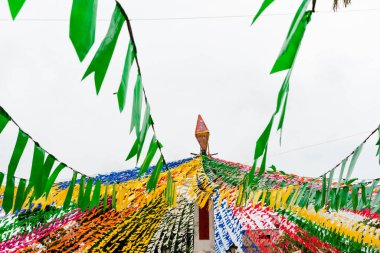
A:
[111, 182, 117, 209]
[0, 172, 4, 187]
[80, 177, 93, 210]
[13, 178, 27, 212]
[2, 129, 28, 213]
[321, 174, 326, 207]
[2, 177, 16, 213]
[90, 180, 101, 209]
[63, 171, 78, 209]
[44, 163, 66, 198]
[147, 156, 164, 192]
[126, 102, 152, 163]
[351, 186, 358, 211]
[271, 0, 312, 74]
[368, 179, 379, 207]
[130, 73, 143, 134]
[82, 4, 125, 94]
[258, 146, 268, 177]
[6, 129, 28, 178]
[165, 170, 176, 206]
[69, 0, 98, 61]
[38, 154, 56, 198]
[139, 135, 159, 176]
[326, 169, 335, 201]
[78, 176, 86, 206]
[337, 158, 347, 186]
[117, 41, 136, 112]
[126, 138, 139, 162]
[276, 69, 292, 142]
[345, 144, 363, 181]
[136, 103, 152, 161]
[254, 115, 274, 160]
[359, 184, 367, 209]
[103, 181, 109, 211]
[339, 186, 349, 208]
[27, 144, 44, 199]
[251, 0, 275, 25]
[8, 0, 26, 20]
[0, 106, 11, 133]
[28, 145, 56, 199]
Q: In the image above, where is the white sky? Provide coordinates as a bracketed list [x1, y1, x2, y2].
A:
[0, 0, 379, 181]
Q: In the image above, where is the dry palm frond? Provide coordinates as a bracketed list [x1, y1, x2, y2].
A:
[333, 0, 352, 11]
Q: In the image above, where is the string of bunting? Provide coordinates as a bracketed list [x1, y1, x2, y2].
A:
[246, 0, 378, 205]
[236, 125, 380, 214]
[0, 105, 93, 214]
[71, 0, 171, 191]
[1, 151, 380, 252]
[247, 0, 314, 189]
[5, 0, 172, 199]
[207, 156, 380, 252]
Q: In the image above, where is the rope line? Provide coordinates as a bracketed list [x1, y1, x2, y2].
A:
[270, 130, 372, 157]
[1, 8, 379, 22]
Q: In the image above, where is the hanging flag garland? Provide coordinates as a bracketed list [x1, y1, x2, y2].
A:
[0, 106, 99, 214]
[248, 0, 314, 188]
[1, 153, 380, 252]
[4, 0, 170, 193]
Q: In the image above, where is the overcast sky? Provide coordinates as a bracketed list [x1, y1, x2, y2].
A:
[0, 0, 379, 181]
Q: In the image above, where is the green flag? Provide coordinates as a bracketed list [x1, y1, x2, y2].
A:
[130, 73, 143, 134]
[111, 183, 117, 209]
[277, 70, 291, 142]
[38, 154, 56, 198]
[0, 106, 11, 133]
[44, 163, 66, 198]
[2, 130, 28, 213]
[2, 177, 16, 213]
[125, 102, 151, 163]
[254, 115, 274, 160]
[139, 135, 159, 176]
[146, 156, 164, 192]
[8, 0, 26, 20]
[257, 146, 268, 177]
[90, 180, 101, 209]
[0, 172, 4, 187]
[337, 158, 347, 186]
[321, 174, 326, 207]
[103, 181, 109, 211]
[80, 178, 93, 210]
[126, 138, 139, 161]
[117, 41, 136, 112]
[326, 169, 335, 202]
[271, 0, 312, 74]
[78, 176, 86, 206]
[136, 104, 151, 162]
[63, 171, 78, 209]
[82, 4, 125, 94]
[339, 186, 349, 209]
[352, 186, 358, 211]
[345, 144, 363, 181]
[251, 0, 275, 25]
[14, 178, 27, 212]
[7, 130, 28, 178]
[69, 0, 98, 61]
[29, 144, 45, 186]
